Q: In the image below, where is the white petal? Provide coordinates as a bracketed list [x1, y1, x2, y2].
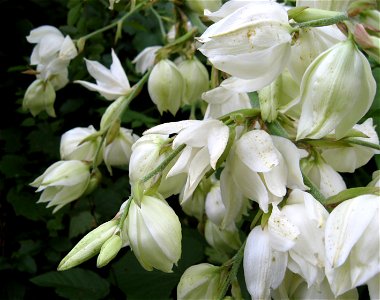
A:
[143, 120, 199, 135]
[207, 122, 229, 169]
[74, 80, 122, 100]
[110, 49, 130, 88]
[236, 130, 279, 172]
[26, 25, 63, 43]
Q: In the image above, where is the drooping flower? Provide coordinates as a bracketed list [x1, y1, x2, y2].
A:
[23, 79, 56, 117]
[75, 49, 131, 100]
[198, 0, 293, 92]
[30, 160, 91, 212]
[296, 38, 376, 140]
[325, 194, 380, 297]
[127, 195, 182, 272]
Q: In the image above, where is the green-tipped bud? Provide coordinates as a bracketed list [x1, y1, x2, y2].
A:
[100, 94, 130, 131]
[23, 79, 56, 117]
[58, 220, 118, 271]
[178, 58, 209, 105]
[97, 235, 123, 268]
[148, 59, 184, 115]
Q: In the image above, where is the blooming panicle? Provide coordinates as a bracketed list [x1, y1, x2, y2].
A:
[202, 85, 251, 119]
[127, 195, 181, 272]
[296, 38, 376, 140]
[144, 119, 230, 202]
[60, 125, 101, 163]
[325, 194, 380, 297]
[147, 59, 184, 115]
[30, 160, 91, 212]
[75, 49, 131, 100]
[198, 0, 293, 92]
[132, 46, 162, 74]
[177, 263, 224, 300]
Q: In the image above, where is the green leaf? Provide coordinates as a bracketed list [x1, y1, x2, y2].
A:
[30, 268, 110, 300]
[0, 155, 29, 179]
[69, 211, 96, 239]
[67, 3, 82, 26]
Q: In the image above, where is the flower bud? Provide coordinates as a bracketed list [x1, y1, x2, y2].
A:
[30, 160, 91, 212]
[100, 95, 130, 131]
[103, 128, 138, 172]
[177, 263, 223, 300]
[297, 38, 376, 140]
[148, 59, 184, 115]
[204, 220, 241, 254]
[58, 220, 118, 271]
[96, 234, 123, 268]
[185, 0, 222, 15]
[60, 126, 101, 163]
[23, 79, 56, 117]
[127, 195, 181, 272]
[177, 58, 209, 105]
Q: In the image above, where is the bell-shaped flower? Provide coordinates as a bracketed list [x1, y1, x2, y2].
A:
[325, 194, 380, 297]
[272, 270, 359, 300]
[296, 39, 376, 140]
[230, 130, 307, 212]
[302, 155, 346, 198]
[36, 57, 70, 91]
[103, 127, 138, 171]
[275, 190, 329, 286]
[60, 125, 101, 163]
[198, 0, 292, 93]
[321, 118, 380, 173]
[202, 85, 251, 119]
[177, 263, 224, 300]
[147, 59, 184, 115]
[30, 160, 91, 212]
[23, 79, 56, 117]
[288, 26, 346, 83]
[144, 119, 230, 202]
[244, 226, 288, 300]
[27, 25, 77, 65]
[127, 195, 181, 272]
[177, 58, 209, 105]
[75, 49, 131, 100]
[132, 46, 162, 74]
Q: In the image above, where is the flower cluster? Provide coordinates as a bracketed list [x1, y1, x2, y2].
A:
[24, 0, 380, 299]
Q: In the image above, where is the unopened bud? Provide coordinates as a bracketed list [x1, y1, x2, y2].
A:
[97, 234, 123, 268]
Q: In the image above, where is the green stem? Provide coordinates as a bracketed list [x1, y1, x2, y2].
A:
[150, 6, 167, 43]
[118, 196, 132, 230]
[291, 13, 349, 29]
[219, 108, 261, 123]
[266, 120, 290, 139]
[343, 138, 380, 151]
[187, 11, 207, 34]
[218, 241, 246, 300]
[325, 187, 380, 206]
[250, 210, 263, 230]
[140, 144, 186, 183]
[78, 2, 146, 42]
[302, 171, 326, 204]
[92, 133, 107, 171]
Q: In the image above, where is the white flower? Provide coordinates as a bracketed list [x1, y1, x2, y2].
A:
[103, 127, 138, 171]
[177, 263, 223, 300]
[202, 85, 251, 119]
[127, 195, 181, 272]
[23, 79, 56, 117]
[75, 49, 131, 100]
[147, 59, 184, 115]
[30, 160, 91, 212]
[27, 25, 77, 65]
[144, 119, 230, 202]
[325, 194, 380, 296]
[321, 118, 380, 173]
[229, 130, 307, 212]
[198, 0, 292, 92]
[296, 39, 376, 140]
[244, 226, 288, 300]
[132, 46, 162, 74]
[60, 125, 101, 163]
[36, 57, 70, 90]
